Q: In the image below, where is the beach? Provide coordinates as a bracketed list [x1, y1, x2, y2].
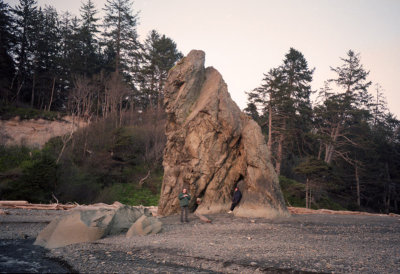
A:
[1, 208, 399, 273]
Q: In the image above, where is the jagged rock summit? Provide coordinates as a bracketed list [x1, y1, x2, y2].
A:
[158, 50, 289, 218]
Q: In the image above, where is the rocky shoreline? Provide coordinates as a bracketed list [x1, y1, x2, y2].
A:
[1, 208, 400, 273]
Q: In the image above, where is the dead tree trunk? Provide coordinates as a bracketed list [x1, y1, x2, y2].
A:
[325, 123, 341, 164]
[355, 164, 361, 207]
[48, 77, 56, 111]
[305, 178, 309, 209]
[384, 162, 392, 214]
[31, 74, 36, 108]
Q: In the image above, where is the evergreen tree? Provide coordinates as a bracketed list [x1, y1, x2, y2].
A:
[0, 0, 15, 103]
[79, 0, 100, 76]
[371, 83, 388, 127]
[245, 48, 314, 175]
[11, 0, 38, 104]
[138, 30, 182, 109]
[320, 50, 372, 164]
[59, 14, 84, 78]
[31, 6, 61, 110]
[314, 50, 374, 209]
[279, 48, 314, 173]
[294, 157, 331, 208]
[102, 0, 140, 80]
[330, 50, 372, 108]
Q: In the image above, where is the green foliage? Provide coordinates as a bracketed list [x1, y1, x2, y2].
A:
[245, 48, 400, 214]
[0, 0, 14, 101]
[97, 183, 159, 206]
[279, 176, 305, 207]
[245, 48, 314, 176]
[0, 105, 63, 120]
[47, 110, 165, 205]
[103, 0, 139, 77]
[111, 126, 146, 164]
[0, 146, 57, 203]
[55, 163, 102, 204]
[137, 29, 183, 108]
[310, 195, 345, 211]
[279, 176, 346, 210]
[95, 166, 163, 206]
[294, 158, 331, 181]
[0, 145, 31, 171]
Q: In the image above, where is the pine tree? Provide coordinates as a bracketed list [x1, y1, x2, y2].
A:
[321, 50, 372, 164]
[102, 0, 140, 80]
[11, 0, 38, 104]
[60, 14, 84, 77]
[79, 0, 100, 76]
[27, 6, 61, 110]
[246, 48, 314, 175]
[0, 0, 15, 102]
[278, 48, 314, 173]
[315, 50, 374, 209]
[138, 30, 182, 109]
[330, 50, 372, 108]
[371, 83, 388, 127]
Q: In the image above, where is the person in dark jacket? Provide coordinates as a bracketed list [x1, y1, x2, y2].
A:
[228, 187, 242, 213]
[179, 188, 191, 222]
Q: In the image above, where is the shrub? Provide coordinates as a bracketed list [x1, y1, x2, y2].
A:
[3, 151, 57, 203]
[279, 176, 306, 207]
[0, 105, 64, 121]
[0, 145, 31, 172]
[95, 183, 159, 206]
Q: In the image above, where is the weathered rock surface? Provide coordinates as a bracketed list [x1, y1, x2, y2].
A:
[126, 215, 163, 237]
[158, 50, 288, 218]
[0, 116, 87, 148]
[34, 204, 155, 249]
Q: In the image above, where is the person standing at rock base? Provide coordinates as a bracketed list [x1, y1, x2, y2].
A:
[179, 188, 191, 222]
[228, 187, 242, 213]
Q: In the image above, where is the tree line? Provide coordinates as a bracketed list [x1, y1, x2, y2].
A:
[0, 0, 182, 117]
[245, 48, 400, 213]
[1, 0, 398, 213]
[0, 0, 179, 205]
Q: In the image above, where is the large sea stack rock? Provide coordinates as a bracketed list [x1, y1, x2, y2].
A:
[158, 50, 289, 218]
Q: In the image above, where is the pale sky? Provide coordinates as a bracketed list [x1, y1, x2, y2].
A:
[6, 0, 400, 117]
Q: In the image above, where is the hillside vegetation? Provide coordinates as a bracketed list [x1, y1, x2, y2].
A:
[0, 109, 164, 206]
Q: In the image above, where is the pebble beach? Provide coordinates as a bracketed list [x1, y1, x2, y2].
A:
[1, 208, 400, 273]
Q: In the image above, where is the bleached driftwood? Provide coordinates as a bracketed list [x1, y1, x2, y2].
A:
[288, 207, 390, 217]
[0, 201, 77, 210]
[0, 200, 29, 205]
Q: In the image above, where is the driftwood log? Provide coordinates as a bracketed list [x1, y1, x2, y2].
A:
[1, 201, 397, 218]
[0, 201, 76, 210]
[287, 207, 400, 217]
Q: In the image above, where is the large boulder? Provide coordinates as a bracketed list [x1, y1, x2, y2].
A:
[126, 215, 162, 237]
[34, 204, 152, 249]
[158, 50, 289, 218]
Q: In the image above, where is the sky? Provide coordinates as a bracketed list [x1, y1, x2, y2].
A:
[6, 0, 400, 117]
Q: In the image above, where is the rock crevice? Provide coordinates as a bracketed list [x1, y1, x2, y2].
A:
[158, 50, 288, 218]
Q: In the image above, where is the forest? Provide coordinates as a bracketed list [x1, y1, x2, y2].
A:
[0, 0, 399, 213]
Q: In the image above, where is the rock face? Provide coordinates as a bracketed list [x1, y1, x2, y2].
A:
[34, 204, 159, 249]
[0, 116, 87, 148]
[158, 50, 289, 218]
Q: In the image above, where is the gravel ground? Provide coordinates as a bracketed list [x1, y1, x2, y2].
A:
[1, 208, 400, 273]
